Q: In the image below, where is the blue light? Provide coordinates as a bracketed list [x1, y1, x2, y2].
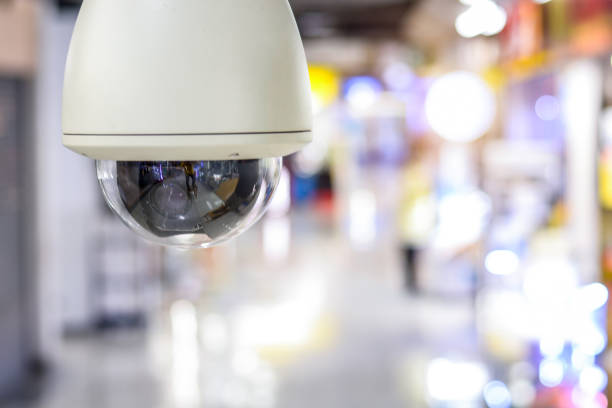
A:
[483, 381, 512, 408]
[343, 76, 383, 98]
[343, 76, 383, 112]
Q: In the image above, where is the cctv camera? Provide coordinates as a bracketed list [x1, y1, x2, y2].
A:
[96, 159, 282, 247]
[61, 0, 312, 248]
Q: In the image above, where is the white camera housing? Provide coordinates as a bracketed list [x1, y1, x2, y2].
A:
[63, 0, 312, 161]
[62, 0, 312, 248]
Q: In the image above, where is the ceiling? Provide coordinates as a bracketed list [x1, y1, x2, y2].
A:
[291, 0, 409, 8]
[55, 0, 418, 39]
[290, 0, 417, 39]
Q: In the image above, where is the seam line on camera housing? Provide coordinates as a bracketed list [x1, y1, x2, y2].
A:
[64, 130, 312, 136]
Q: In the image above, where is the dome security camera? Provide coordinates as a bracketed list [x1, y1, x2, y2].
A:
[62, 0, 312, 248]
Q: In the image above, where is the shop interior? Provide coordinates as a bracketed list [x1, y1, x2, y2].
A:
[1, 0, 612, 407]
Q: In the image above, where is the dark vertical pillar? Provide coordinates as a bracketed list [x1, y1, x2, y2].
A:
[0, 78, 29, 398]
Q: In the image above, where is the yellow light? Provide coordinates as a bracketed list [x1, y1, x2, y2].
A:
[308, 65, 340, 109]
[482, 66, 507, 92]
[600, 150, 612, 210]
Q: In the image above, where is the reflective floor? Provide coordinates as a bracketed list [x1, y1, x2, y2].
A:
[16, 299, 474, 408]
[12, 212, 479, 408]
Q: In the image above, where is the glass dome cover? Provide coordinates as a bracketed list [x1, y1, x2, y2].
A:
[97, 158, 282, 248]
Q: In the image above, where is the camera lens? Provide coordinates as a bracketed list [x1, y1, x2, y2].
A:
[97, 159, 282, 248]
[150, 182, 192, 217]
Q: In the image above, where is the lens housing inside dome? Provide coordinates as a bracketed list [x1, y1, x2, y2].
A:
[97, 159, 282, 248]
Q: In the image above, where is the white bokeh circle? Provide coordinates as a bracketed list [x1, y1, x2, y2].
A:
[425, 71, 496, 143]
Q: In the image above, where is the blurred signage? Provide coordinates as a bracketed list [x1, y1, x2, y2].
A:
[503, 0, 544, 60]
[501, 0, 612, 64]
[570, 0, 610, 21]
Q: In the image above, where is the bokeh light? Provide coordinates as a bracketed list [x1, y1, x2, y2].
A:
[455, 0, 507, 38]
[427, 359, 489, 403]
[539, 358, 565, 387]
[425, 71, 496, 143]
[483, 381, 512, 408]
[535, 95, 561, 121]
[485, 250, 520, 276]
[344, 76, 383, 114]
[579, 365, 608, 394]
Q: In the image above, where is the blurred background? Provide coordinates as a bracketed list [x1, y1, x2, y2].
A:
[2, 0, 612, 407]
